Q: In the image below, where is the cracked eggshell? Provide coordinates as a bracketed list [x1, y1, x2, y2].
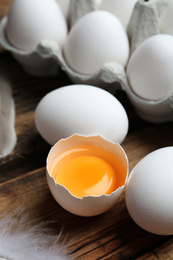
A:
[35, 84, 129, 145]
[46, 135, 129, 217]
[125, 147, 173, 235]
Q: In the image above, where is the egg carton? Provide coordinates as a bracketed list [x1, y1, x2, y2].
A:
[0, 16, 60, 77]
[0, 0, 172, 123]
[0, 0, 97, 77]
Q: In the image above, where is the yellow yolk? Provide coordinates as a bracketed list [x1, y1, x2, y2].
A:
[56, 155, 115, 198]
[51, 145, 126, 198]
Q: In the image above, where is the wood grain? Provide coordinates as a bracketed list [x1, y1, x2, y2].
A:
[0, 1, 173, 259]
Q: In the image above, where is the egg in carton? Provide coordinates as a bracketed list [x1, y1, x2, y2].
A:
[0, 0, 101, 77]
[56, 0, 130, 90]
[0, 0, 68, 76]
[125, 0, 173, 123]
[65, 0, 173, 124]
[0, 0, 173, 123]
[49, 0, 173, 124]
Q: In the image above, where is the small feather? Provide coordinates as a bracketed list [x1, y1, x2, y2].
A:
[0, 211, 70, 260]
[0, 75, 16, 158]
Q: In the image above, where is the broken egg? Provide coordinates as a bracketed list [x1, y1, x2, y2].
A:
[125, 147, 173, 235]
[6, 0, 67, 51]
[63, 10, 129, 75]
[46, 135, 128, 216]
[35, 84, 129, 145]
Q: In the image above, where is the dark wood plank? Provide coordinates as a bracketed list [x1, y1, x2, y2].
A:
[0, 167, 172, 259]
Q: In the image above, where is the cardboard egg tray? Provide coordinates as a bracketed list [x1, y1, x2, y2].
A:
[0, 0, 172, 122]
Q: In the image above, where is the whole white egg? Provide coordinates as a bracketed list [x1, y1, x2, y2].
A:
[63, 11, 129, 75]
[125, 147, 173, 235]
[6, 0, 68, 51]
[99, 0, 138, 29]
[35, 84, 129, 145]
[127, 34, 173, 101]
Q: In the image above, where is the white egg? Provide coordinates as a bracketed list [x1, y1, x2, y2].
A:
[63, 11, 129, 75]
[160, 1, 173, 35]
[125, 147, 173, 235]
[35, 84, 129, 145]
[99, 0, 138, 29]
[127, 34, 173, 101]
[46, 135, 129, 217]
[6, 0, 67, 51]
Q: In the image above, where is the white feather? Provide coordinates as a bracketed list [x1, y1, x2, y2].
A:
[0, 75, 16, 158]
[0, 212, 70, 260]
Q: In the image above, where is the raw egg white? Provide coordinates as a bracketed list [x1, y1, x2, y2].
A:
[99, 0, 138, 29]
[6, 0, 67, 51]
[35, 84, 129, 145]
[63, 10, 129, 75]
[46, 135, 129, 216]
[125, 147, 173, 235]
[127, 34, 173, 101]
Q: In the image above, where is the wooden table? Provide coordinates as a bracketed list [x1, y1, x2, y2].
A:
[0, 1, 173, 259]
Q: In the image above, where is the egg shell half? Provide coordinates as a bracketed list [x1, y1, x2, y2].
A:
[35, 84, 129, 145]
[46, 134, 129, 216]
[125, 147, 173, 235]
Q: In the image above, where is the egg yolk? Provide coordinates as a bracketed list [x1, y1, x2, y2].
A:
[50, 145, 126, 198]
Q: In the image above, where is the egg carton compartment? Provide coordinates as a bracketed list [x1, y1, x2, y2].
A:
[125, 0, 173, 123]
[0, 16, 60, 77]
[61, 0, 172, 123]
[0, 0, 172, 123]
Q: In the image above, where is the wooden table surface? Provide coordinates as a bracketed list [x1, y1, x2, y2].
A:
[1, 1, 173, 259]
